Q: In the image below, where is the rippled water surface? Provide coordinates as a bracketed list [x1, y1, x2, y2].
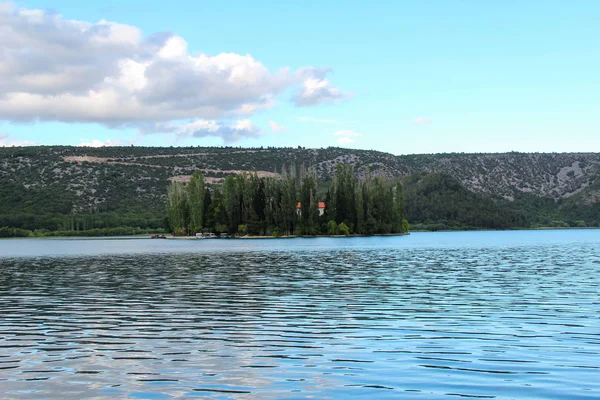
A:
[1, 230, 600, 399]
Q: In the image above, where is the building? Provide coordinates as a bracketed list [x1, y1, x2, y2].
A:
[296, 202, 327, 216]
[318, 202, 326, 216]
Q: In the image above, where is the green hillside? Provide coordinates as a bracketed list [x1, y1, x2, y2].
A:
[1, 146, 598, 236]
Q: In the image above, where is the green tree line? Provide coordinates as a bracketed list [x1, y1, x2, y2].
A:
[165, 164, 408, 236]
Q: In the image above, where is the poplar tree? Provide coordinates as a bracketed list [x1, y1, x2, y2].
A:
[187, 171, 205, 234]
[166, 162, 407, 236]
[166, 181, 187, 235]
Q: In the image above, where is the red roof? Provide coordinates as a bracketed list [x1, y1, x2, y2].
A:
[296, 202, 326, 209]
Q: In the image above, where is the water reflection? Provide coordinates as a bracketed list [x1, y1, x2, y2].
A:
[1, 233, 599, 399]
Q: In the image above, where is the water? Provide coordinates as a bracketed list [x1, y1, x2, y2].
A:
[1, 230, 599, 399]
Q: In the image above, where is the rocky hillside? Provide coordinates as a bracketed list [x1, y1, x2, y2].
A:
[1, 146, 599, 229]
[395, 153, 600, 201]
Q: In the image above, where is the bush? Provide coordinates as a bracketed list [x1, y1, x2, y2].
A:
[338, 222, 350, 236]
[43, 227, 165, 237]
[549, 220, 569, 228]
[402, 219, 410, 233]
[0, 226, 32, 238]
[327, 220, 338, 235]
[272, 227, 280, 238]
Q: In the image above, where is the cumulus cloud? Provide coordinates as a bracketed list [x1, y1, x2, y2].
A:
[0, 3, 348, 142]
[78, 138, 124, 147]
[141, 119, 263, 144]
[413, 117, 432, 125]
[293, 77, 351, 106]
[0, 133, 38, 147]
[268, 120, 285, 132]
[333, 129, 361, 145]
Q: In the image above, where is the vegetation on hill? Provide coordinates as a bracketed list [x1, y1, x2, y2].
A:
[0, 145, 598, 237]
[403, 173, 527, 231]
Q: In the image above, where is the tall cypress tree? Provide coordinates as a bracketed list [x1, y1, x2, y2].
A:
[392, 180, 406, 233]
[222, 175, 240, 234]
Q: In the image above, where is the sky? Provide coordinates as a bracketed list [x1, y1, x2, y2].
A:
[0, 0, 599, 154]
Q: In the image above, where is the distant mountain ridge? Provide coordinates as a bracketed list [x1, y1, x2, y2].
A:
[1, 146, 598, 231]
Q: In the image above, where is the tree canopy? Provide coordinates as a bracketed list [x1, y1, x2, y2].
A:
[165, 164, 408, 236]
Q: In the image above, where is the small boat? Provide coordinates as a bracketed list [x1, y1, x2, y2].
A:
[150, 234, 167, 239]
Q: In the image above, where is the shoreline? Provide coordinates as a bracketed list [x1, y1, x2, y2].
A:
[410, 226, 600, 233]
[2, 227, 599, 240]
[169, 232, 411, 240]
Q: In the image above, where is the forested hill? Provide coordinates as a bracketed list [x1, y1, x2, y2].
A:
[1, 145, 599, 234]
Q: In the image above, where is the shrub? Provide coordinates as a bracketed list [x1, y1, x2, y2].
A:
[338, 222, 350, 236]
[402, 219, 410, 233]
[0, 227, 32, 238]
[327, 220, 338, 235]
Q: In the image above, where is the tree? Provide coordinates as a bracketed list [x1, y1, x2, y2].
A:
[299, 171, 318, 234]
[392, 180, 405, 233]
[327, 220, 338, 235]
[338, 222, 350, 236]
[164, 162, 409, 236]
[222, 175, 240, 234]
[248, 177, 266, 235]
[166, 181, 187, 236]
[279, 171, 297, 236]
[210, 186, 227, 233]
[187, 171, 205, 234]
[202, 188, 213, 231]
[334, 163, 356, 227]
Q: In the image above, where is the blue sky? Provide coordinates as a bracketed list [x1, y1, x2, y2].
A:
[0, 0, 598, 154]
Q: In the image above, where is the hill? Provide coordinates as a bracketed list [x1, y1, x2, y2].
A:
[0, 146, 598, 234]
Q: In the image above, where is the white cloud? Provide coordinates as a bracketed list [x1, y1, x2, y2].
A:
[268, 120, 285, 132]
[293, 77, 351, 106]
[0, 2, 14, 13]
[78, 138, 123, 147]
[157, 35, 188, 59]
[0, 133, 38, 147]
[333, 130, 361, 145]
[413, 117, 432, 125]
[141, 119, 263, 144]
[0, 2, 348, 140]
